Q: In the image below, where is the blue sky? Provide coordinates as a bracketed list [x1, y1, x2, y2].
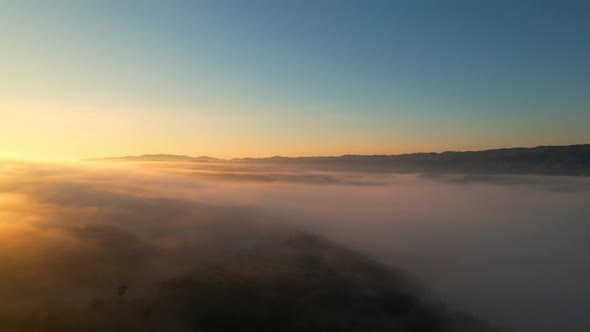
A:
[2, 0, 589, 159]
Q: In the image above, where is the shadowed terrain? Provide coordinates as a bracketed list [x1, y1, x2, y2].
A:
[4, 227, 501, 332]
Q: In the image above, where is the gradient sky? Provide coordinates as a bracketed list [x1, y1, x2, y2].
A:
[2, 0, 589, 160]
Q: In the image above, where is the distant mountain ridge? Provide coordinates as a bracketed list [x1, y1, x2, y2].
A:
[88, 154, 223, 162]
[90, 144, 590, 176]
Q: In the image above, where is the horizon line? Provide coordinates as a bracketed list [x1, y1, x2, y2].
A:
[85, 142, 590, 162]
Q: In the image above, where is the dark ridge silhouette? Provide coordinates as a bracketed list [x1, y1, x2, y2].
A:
[90, 144, 590, 176]
[7, 229, 504, 332]
[231, 144, 590, 176]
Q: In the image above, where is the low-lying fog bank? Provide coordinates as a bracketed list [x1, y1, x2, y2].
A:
[1, 160, 589, 331]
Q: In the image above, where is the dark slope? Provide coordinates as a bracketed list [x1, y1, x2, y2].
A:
[233, 144, 590, 176]
[9, 224, 504, 332]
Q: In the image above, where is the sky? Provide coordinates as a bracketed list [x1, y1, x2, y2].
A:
[1, 0, 589, 160]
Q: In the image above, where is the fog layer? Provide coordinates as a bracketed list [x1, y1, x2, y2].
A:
[1, 160, 589, 331]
